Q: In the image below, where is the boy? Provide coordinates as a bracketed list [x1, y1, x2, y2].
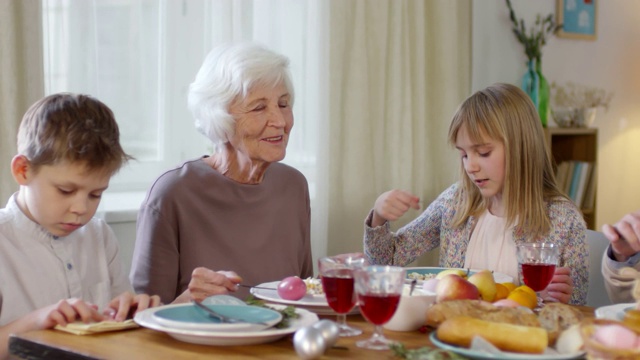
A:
[0, 93, 160, 358]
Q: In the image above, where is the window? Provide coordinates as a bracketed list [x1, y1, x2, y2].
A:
[42, 0, 322, 197]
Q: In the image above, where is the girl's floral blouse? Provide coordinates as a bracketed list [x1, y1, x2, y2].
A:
[364, 182, 588, 305]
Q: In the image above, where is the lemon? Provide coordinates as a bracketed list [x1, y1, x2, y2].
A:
[500, 282, 517, 293]
[507, 288, 537, 309]
[515, 284, 537, 299]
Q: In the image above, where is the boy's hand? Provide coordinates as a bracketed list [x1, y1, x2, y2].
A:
[105, 291, 162, 322]
[35, 298, 103, 329]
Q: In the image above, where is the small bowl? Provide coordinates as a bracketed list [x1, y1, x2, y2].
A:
[576, 107, 598, 128]
[383, 287, 436, 332]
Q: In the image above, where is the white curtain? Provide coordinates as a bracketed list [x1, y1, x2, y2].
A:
[38, 0, 471, 271]
[326, 0, 471, 266]
[43, 0, 162, 162]
[0, 0, 44, 204]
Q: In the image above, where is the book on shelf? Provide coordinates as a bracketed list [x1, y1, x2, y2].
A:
[555, 160, 595, 209]
[582, 164, 597, 210]
[568, 162, 583, 202]
[555, 161, 571, 194]
[574, 162, 592, 208]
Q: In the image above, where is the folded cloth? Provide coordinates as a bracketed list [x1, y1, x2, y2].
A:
[54, 319, 138, 335]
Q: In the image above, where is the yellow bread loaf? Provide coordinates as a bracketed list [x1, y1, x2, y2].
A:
[425, 299, 540, 328]
[436, 316, 548, 354]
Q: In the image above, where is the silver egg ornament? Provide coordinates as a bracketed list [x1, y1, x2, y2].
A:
[293, 326, 326, 359]
[311, 319, 339, 348]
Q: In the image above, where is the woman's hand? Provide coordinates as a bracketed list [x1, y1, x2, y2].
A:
[371, 189, 420, 227]
[602, 210, 640, 262]
[104, 292, 162, 322]
[542, 266, 572, 304]
[178, 268, 243, 303]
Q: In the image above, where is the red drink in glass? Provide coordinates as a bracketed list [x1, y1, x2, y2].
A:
[521, 263, 556, 291]
[358, 293, 401, 325]
[321, 269, 356, 314]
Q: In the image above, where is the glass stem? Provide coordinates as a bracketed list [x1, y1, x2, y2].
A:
[336, 313, 347, 327]
[371, 325, 385, 341]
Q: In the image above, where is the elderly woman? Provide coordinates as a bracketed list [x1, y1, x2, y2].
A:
[130, 43, 313, 304]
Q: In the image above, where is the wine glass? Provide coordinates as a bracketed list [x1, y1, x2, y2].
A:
[516, 242, 559, 307]
[318, 253, 368, 337]
[353, 265, 406, 350]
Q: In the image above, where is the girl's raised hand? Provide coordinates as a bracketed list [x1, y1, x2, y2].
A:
[372, 189, 420, 227]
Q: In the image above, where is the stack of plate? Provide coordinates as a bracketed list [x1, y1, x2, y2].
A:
[134, 297, 318, 346]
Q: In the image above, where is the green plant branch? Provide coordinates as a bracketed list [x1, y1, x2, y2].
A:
[505, 0, 561, 61]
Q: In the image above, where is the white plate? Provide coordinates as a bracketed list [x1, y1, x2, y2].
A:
[152, 303, 282, 332]
[135, 304, 318, 346]
[430, 332, 584, 360]
[250, 281, 359, 316]
[595, 303, 635, 321]
[404, 267, 514, 285]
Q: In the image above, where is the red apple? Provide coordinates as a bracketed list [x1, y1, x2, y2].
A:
[435, 274, 480, 302]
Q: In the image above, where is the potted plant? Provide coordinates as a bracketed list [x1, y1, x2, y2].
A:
[505, 0, 561, 127]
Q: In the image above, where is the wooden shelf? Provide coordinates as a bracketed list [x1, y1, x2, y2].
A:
[544, 127, 598, 230]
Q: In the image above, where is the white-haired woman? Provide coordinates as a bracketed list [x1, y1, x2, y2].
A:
[130, 42, 313, 304]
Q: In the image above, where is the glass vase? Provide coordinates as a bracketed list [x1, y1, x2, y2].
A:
[536, 58, 550, 128]
[521, 59, 539, 111]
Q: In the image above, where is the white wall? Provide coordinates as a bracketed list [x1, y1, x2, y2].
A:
[472, 0, 640, 229]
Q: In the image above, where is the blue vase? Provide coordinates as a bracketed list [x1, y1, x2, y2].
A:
[521, 59, 539, 109]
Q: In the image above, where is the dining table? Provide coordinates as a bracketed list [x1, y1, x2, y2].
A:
[8, 305, 595, 360]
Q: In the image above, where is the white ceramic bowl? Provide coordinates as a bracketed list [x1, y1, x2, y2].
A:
[383, 287, 436, 332]
[552, 107, 578, 128]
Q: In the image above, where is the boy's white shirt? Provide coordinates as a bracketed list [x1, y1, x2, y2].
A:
[0, 193, 132, 326]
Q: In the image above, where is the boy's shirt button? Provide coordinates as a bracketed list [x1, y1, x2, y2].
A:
[67, 263, 73, 270]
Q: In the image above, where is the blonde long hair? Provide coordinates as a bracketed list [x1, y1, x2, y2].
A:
[447, 83, 567, 238]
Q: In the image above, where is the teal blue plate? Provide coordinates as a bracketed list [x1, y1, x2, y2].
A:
[152, 304, 282, 332]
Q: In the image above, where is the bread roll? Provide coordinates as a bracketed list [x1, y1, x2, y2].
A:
[537, 302, 584, 345]
[436, 316, 548, 354]
[425, 299, 540, 328]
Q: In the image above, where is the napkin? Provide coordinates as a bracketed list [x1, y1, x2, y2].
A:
[54, 319, 138, 335]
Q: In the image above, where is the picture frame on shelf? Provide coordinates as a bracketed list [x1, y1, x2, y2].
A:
[556, 0, 597, 40]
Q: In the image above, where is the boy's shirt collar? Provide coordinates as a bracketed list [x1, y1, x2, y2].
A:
[6, 193, 64, 242]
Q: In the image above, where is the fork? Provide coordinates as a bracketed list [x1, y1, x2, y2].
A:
[192, 300, 268, 325]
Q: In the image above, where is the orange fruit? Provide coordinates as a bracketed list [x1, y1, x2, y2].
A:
[493, 283, 510, 301]
[500, 282, 517, 293]
[507, 288, 537, 309]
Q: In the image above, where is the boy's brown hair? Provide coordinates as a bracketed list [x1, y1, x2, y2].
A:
[17, 93, 132, 175]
